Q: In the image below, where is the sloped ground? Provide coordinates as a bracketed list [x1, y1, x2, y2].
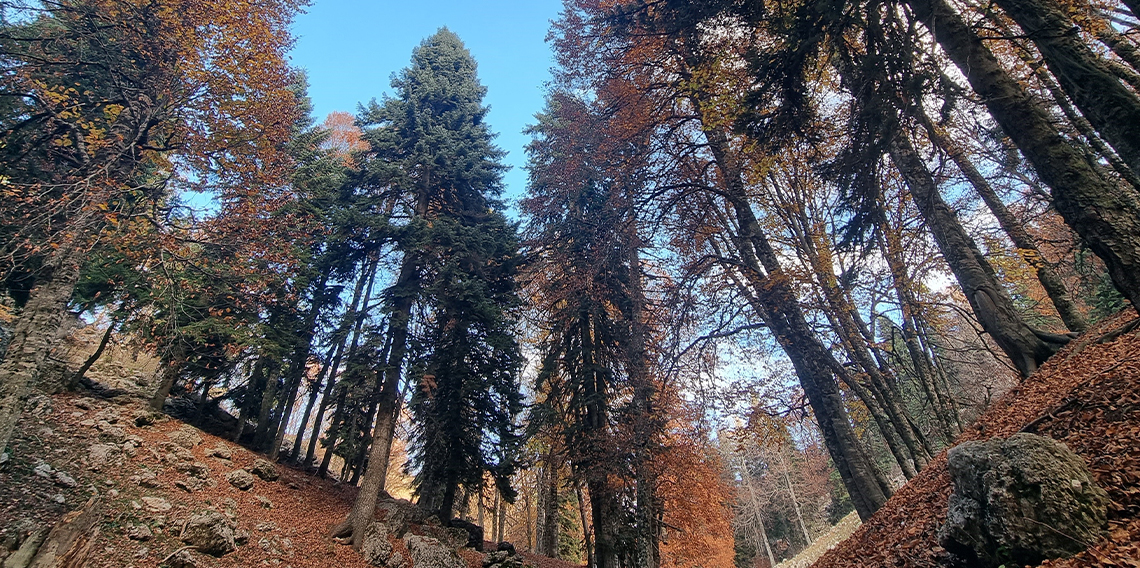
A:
[813, 310, 1140, 568]
[0, 329, 584, 568]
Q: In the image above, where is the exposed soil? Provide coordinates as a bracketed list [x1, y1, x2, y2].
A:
[812, 310, 1140, 568]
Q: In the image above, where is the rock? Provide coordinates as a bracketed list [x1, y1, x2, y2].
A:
[361, 522, 394, 566]
[33, 462, 53, 478]
[74, 398, 96, 410]
[53, 470, 77, 488]
[235, 528, 250, 546]
[256, 495, 273, 509]
[250, 459, 279, 482]
[205, 445, 232, 460]
[175, 478, 205, 492]
[180, 511, 236, 556]
[938, 433, 1109, 568]
[166, 426, 202, 449]
[496, 541, 516, 555]
[226, 469, 255, 491]
[483, 551, 510, 567]
[95, 407, 121, 423]
[176, 461, 210, 478]
[97, 424, 127, 444]
[422, 525, 470, 550]
[447, 518, 484, 551]
[51, 493, 66, 504]
[133, 410, 158, 427]
[403, 535, 467, 568]
[127, 524, 154, 541]
[165, 548, 198, 568]
[136, 470, 161, 488]
[255, 522, 276, 532]
[389, 552, 408, 568]
[86, 443, 121, 470]
[142, 497, 172, 513]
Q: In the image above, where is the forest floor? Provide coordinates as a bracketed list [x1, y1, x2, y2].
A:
[812, 309, 1140, 568]
[0, 326, 583, 568]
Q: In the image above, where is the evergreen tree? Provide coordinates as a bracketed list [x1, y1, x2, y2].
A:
[339, 28, 523, 545]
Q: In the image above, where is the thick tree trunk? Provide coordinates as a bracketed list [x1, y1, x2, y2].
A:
[888, 133, 1065, 377]
[0, 244, 84, 455]
[702, 126, 891, 520]
[343, 256, 417, 548]
[253, 364, 281, 449]
[919, 116, 1089, 332]
[906, 0, 1140, 312]
[993, 0, 1140, 174]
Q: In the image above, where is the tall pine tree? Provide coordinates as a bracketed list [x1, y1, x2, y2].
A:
[338, 28, 523, 546]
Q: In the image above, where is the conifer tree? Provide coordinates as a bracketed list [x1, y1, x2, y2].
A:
[339, 28, 523, 545]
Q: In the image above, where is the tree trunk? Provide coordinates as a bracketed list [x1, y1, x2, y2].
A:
[537, 457, 560, 557]
[68, 321, 114, 390]
[702, 125, 891, 520]
[0, 243, 83, 455]
[576, 481, 594, 568]
[253, 364, 281, 449]
[918, 115, 1089, 332]
[343, 254, 417, 548]
[888, 132, 1065, 377]
[993, 0, 1140, 174]
[905, 0, 1140, 312]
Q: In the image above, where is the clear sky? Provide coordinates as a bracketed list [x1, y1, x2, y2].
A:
[289, 0, 565, 210]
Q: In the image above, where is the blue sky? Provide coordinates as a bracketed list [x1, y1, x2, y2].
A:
[289, 0, 565, 210]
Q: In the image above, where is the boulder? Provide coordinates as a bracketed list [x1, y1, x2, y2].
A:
[361, 522, 394, 566]
[205, 445, 232, 460]
[86, 443, 121, 470]
[497, 541, 516, 555]
[250, 459, 279, 482]
[127, 524, 154, 541]
[938, 433, 1109, 567]
[421, 525, 470, 550]
[403, 535, 467, 568]
[166, 426, 202, 449]
[142, 497, 172, 513]
[226, 469, 255, 491]
[180, 511, 236, 556]
[446, 518, 484, 551]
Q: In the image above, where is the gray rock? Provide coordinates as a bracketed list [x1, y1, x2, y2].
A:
[389, 552, 408, 568]
[403, 535, 467, 568]
[127, 524, 154, 541]
[226, 469, 255, 491]
[33, 462, 53, 478]
[53, 470, 77, 488]
[177, 461, 210, 478]
[483, 551, 510, 567]
[235, 528, 251, 546]
[165, 548, 198, 568]
[166, 426, 202, 449]
[205, 445, 232, 460]
[361, 522, 394, 566]
[180, 511, 236, 556]
[938, 433, 1109, 567]
[250, 459, 278, 482]
[142, 497, 172, 513]
[136, 470, 161, 488]
[256, 495, 273, 509]
[86, 443, 121, 470]
[421, 525, 470, 550]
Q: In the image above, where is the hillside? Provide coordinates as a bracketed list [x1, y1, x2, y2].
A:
[812, 311, 1140, 568]
[0, 342, 584, 568]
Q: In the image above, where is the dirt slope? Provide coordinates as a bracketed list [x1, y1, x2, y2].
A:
[0, 384, 582, 568]
[812, 311, 1140, 568]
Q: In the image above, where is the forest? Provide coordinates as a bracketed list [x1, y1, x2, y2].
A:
[0, 0, 1138, 567]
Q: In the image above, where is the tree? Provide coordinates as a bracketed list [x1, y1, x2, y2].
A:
[337, 28, 523, 547]
[0, 0, 302, 455]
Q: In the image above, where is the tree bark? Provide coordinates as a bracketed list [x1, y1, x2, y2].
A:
[993, 0, 1140, 174]
[69, 321, 115, 390]
[888, 132, 1066, 377]
[702, 125, 891, 520]
[343, 254, 417, 548]
[0, 243, 84, 455]
[919, 115, 1089, 332]
[905, 0, 1140, 312]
